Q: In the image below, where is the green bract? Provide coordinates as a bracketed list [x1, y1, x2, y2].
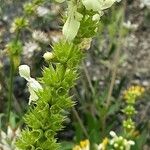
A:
[16, 41, 83, 150]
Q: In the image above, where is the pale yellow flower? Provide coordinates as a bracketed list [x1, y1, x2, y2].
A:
[63, 15, 80, 41]
[73, 145, 82, 150]
[62, 1, 82, 41]
[81, 0, 120, 12]
[0, 126, 20, 150]
[98, 138, 109, 150]
[73, 140, 90, 150]
[19, 65, 43, 105]
[124, 85, 145, 103]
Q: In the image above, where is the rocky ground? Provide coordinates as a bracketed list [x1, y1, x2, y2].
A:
[84, 0, 150, 89]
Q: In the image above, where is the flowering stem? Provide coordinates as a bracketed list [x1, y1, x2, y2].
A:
[7, 57, 14, 125]
[7, 29, 20, 125]
[105, 43, 120, 108]
[101, 38, 122, 137]
[82, 61, 95, 95]
[73, 108, 89, 138]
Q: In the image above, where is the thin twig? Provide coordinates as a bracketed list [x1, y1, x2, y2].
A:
[7, 57, 14, 124]
[105, 42, 121, 108]
[82, 61, 95, 95]
[72, 107, 89, 138]
[101, 42, 121, 137]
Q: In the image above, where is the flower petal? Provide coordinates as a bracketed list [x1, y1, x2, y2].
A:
[19, 65, 30, 81]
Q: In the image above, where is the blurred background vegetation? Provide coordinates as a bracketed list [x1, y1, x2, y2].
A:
[0, 0, 150, 149]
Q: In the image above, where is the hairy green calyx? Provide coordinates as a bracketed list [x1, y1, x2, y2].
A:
[16, 41, 83, 149]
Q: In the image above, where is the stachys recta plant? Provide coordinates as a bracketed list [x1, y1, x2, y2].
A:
[16, 0, 121, 149]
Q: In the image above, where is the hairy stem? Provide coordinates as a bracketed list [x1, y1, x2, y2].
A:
[7, 57, 14, 124]
[73, 107, 89, 138]
[105, 44, 120, 108]
[82, 61, 95, 95]
[101, 38, 122, 137]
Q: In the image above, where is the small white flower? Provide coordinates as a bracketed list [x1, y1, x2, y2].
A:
[28, 78, 43, 104]
[19, 65, 43, 105]
[62, 1, 82, 41]
[109, 131, 135, 150]
[110, 131, 117, 137]
[81, 0, 120, 12]
[32, 30, 49, 44]
[0, 126, 21, 150]
[82, 0, 102, 11]
[19, 65, 30, 80]
[36, 6, 50, 17]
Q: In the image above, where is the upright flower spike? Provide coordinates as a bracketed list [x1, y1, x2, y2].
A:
[16, 42, 82, 150]
[122, 86, 145, 139]
[10, 17, 28, 33]
[16, 0, 122, 149]
[19, 65, 43, 105]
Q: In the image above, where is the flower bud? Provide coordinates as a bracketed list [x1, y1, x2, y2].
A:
[92, 14, 100, 21]
[43, 52, 54, 61]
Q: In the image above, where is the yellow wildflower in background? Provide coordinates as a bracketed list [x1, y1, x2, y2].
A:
[98, 137, 109, 150]
[73, 145, 82, 150]
[123, 85, 145, 104]
[73, 139, 90, 150]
